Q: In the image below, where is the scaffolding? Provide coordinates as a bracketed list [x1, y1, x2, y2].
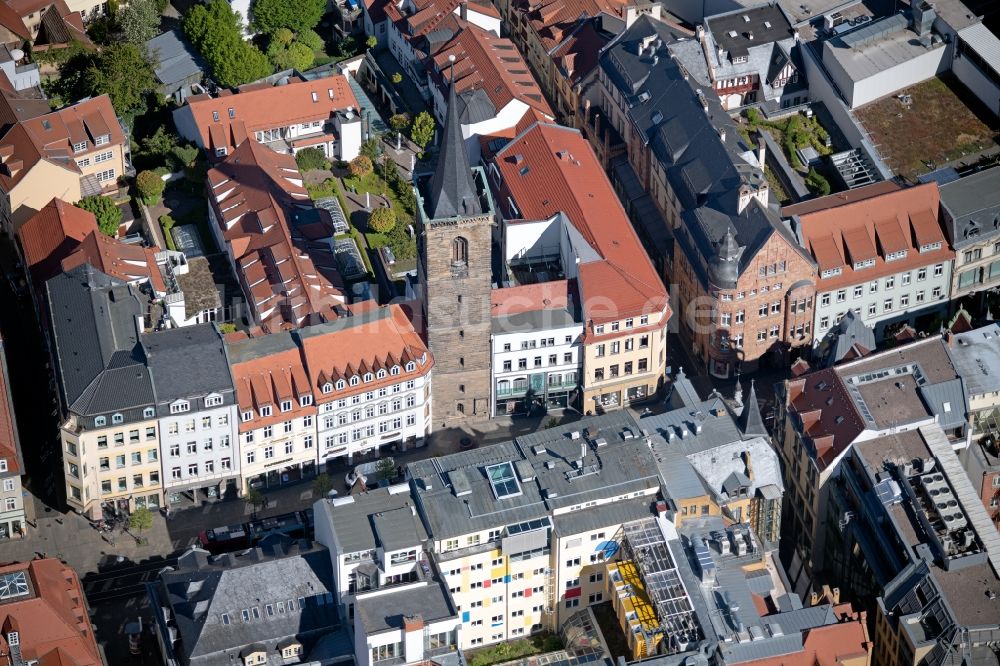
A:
[618, 519, 702, 656]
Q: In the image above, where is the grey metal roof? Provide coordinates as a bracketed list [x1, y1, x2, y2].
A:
[945, 324, 1000, 398]
[155, 537, 338, 662]
[551, 498, 653, 535]
[408, 412, 661, 539]
[315, 485, 427, 554]
[917, 378, 968, 430]
[458, 87, 497, 124]
[599, 16, 763, 216]
[225, 328, 300, 365]
[143, 324, 235, 406]
[705, 4, 795, 60]
[491, 305, 580, 334]
[45, 263, 154, 417]
[819, 310, 875, 367]
[425, 83, 482, 220]
[938, 166, 1000, 249]
[146, 30, 203, 89]
[736, 381, 767, 439]
[355, 579, 456, 635]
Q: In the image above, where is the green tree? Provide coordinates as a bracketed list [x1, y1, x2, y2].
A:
[369, 207, 395, 233]
[365, 35, 376, 49]
[806, 168, 831, 196]
[128, 506, 153, 534]
[184, 0, 272, 88]
[389, 113, 410, 132]
[268, 39, 314, 70]
[386, 221, 415, 260]
[136, 170, 166, 204]
[76, 196, 122, 236]
[85, 43, 157, 118]
[118, 0, 160, 44]
[271, 27, 295, 45]
[251, 0, 325, 33]
[296, 28, 323, 51]
[295, 147, 330, 171]
[219, 322, 237, 334]
[141, 126, 177, 159]
[171, 143, 199, 170]
[312, 473, 334, 497]
[244, 488, 265, 515]
[375, 457, 396, 482]
[391, 71, 402, 84]
[410, 111, 435, 151]
[349, 155, 373, 178]
[360, 137, 381, 161]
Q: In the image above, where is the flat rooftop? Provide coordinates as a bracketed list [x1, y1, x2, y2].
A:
[779, 0, 861, 25]
[933, 560, 1000, 628]
[824, 20, 943, 83]
[355, 580, 456, 635]
[316, 484, 427, 554]
[946, 324, 1000, 397]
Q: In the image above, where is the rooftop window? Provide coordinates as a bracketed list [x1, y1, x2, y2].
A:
[486, 462, 522, 500]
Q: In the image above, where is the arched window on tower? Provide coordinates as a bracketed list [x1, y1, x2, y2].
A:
[451, 236, 468, 277]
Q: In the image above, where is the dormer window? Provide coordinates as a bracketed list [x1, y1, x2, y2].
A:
[94, 134, 109, 146]
[363, 372, 374, 383]
[95, 416, 107, 427]
[0, 459, 7, 473]
[112, 413, 124, 424]
[72, 141, 87, 153]
[300, 395, 313, 407]
[215, 147, 227, 158]
[390, 366, 400, 375]
[6, 632, 17, 646]
[212, 111, 219, 122]
[853, 258, 875, 270]
[335, 379, 346, 390]
[204, 394, 223, 407]
[885, 250, 907, 262]
[377, 369, 386, 379]
[242, 410, 253, 422]
[406, 361, 416, 372]
[170, 400, 190, 414]
[280, 400, 292, 412]
[228, 107, 235, 119]
[260, 405, 272, 417]
[820, 267, 842, 278]
[144, 407, 155, 418]
[919, 242, 941, 253]
[349, 376, 360, 386]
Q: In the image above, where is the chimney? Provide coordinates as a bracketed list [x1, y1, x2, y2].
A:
[743, 451, 754, 481]
[696, 24, 704, 40]
[403, 614, 425, 632]
[460, 0, 468, 20]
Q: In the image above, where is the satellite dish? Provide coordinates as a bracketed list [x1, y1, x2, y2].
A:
[9, 49, 23, 61]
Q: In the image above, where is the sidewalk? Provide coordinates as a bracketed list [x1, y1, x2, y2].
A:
[0, 511, 173, 575]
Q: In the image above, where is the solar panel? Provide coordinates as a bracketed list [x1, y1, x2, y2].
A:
[0, 571, 29, 600]
[486, 462, 522, 499]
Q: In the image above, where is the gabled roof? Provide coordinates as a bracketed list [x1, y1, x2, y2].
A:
[0, 2, 29, 41]
[45, 263, 154, 416]
[207, 139, 345, 330]
[17, 198, 96, 292]
[493, 121, 668, 323]
[227, 331, 313, 431]
[0, 71, 50, 132]
[426, 82, 481, 219]
[35, 0, 92, 48]
[795, 182, 951, 290]
[179, 74, 358, 157]
[19, 94, 124, 158]
[429, 24, 552, 122]
[61, 230, 167, 294]
[514, 0, 628, 52]
[0, 559, 101, 666]
[298, 303, 432, 400]
[600, 15, 766, 215]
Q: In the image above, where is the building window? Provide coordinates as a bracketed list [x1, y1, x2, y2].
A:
[452, 236, 468, 268]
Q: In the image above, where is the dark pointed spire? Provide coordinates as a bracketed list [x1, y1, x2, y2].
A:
[737, 379, 767, 438]
[427, 80, 481, 220]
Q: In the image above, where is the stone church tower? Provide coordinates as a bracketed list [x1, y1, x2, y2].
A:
[415, 83, 495, 426]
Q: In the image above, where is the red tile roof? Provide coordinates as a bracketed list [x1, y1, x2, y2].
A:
[796, 182, 951, 291]
[494, 122, 668, 324]
[0, 334, 20, 477]
[549, 18, 608, 86]
[181, 75, 358, 157]
[17, 198, 95, 290]
[785, 368, 865, 471]
[20, 94, 124, 159]
[300, 304, 432, 402]
[0, 559, 102, 666]
[207, 140, 345, 331]
[743, 605, 870, 666]
[516, 0, 627, 51]
[430, 25, 552, 119]
[227, 343, 313, 434]
[60, 230, 168, 295]
[0, 2, 29, 40]
[491, 278, 572, 317]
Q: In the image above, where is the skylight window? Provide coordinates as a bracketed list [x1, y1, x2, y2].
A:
[486, 462, 522, 500]
[0, 571, 28, 600]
